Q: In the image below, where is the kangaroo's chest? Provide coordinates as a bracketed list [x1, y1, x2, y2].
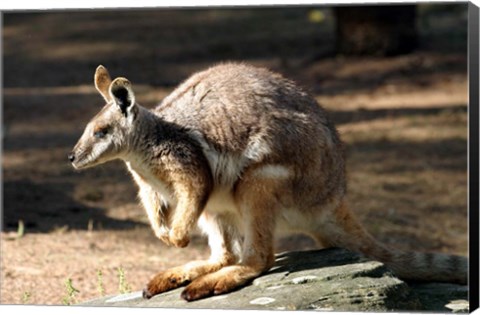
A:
[125, 161, 177, 206]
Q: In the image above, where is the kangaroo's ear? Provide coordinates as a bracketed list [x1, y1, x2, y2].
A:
[109, 77, 135, 117]
[94, 65, 112, 102]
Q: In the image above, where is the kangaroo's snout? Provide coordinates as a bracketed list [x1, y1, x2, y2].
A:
[68, 152, 75, 162]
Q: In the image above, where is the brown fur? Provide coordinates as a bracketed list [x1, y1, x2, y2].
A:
[70, 63, 468, 302]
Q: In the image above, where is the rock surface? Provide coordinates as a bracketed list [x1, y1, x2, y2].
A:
[81, 248, 468, 312]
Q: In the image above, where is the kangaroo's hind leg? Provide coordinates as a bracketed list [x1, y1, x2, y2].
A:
[180, 165, 290, 301]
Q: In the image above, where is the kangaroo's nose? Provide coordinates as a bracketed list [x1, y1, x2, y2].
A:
[68, 152, 75, 162]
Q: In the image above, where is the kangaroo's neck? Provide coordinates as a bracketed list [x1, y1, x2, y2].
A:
[124, 105, 191, 169]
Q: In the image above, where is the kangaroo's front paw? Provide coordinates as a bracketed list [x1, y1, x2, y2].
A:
[169, 228, 190, 248]
[154, 228, 172, 246]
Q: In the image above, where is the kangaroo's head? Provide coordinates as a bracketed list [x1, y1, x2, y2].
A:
[69, 66, 139, 169]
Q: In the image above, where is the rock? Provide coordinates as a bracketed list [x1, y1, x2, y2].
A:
[410, 282, 469, 312]
[81, 248, 468, 312]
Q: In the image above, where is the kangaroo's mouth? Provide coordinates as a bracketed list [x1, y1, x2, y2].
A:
[71, 156, 100, 170]
[71, 161, 82, 170]
[69, 149, 93, 170]
[71, 159, 88, 170]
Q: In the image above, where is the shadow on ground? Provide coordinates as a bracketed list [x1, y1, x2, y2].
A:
[2, 179, 144, 233]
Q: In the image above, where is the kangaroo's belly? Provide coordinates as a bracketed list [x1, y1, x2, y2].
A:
[204, 188, 238, 215]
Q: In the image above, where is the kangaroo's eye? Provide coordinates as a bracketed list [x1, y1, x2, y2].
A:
[94, 128, 108, 139]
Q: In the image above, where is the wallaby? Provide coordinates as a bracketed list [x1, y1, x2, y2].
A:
[70, 63, 467, 301]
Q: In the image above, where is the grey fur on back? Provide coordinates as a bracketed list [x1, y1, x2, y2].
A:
[155, 63, 346, 200]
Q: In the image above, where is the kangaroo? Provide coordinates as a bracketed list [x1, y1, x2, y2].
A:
[69, 63, 467, 301]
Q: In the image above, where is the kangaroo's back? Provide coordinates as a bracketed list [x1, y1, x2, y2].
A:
[156, 64, 336, 149]
[154, 63, 346, 197]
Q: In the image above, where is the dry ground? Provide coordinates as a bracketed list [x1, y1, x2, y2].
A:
[1, 6, 469, 305]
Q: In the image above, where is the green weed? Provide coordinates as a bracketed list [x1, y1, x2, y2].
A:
[96, 269, 105, 296]
[17, 220, 25, 238]
[117, 266, 131, 294]
[21, 291, 31, 304]
[62, 278, 80, 305]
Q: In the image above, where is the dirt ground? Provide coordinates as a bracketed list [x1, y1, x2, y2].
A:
[1, 5, 469, 305]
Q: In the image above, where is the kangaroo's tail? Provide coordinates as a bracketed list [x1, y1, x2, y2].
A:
[318, 200, 467, 284]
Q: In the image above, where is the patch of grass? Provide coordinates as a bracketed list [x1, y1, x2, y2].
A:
[96, 269, 105, 296]
[17, 220, 25, 238]
[62, 278, 80, 305]
[117, 266, 131, 294]
[4, 220, 27, 241]
[21, 291, 31, 304]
